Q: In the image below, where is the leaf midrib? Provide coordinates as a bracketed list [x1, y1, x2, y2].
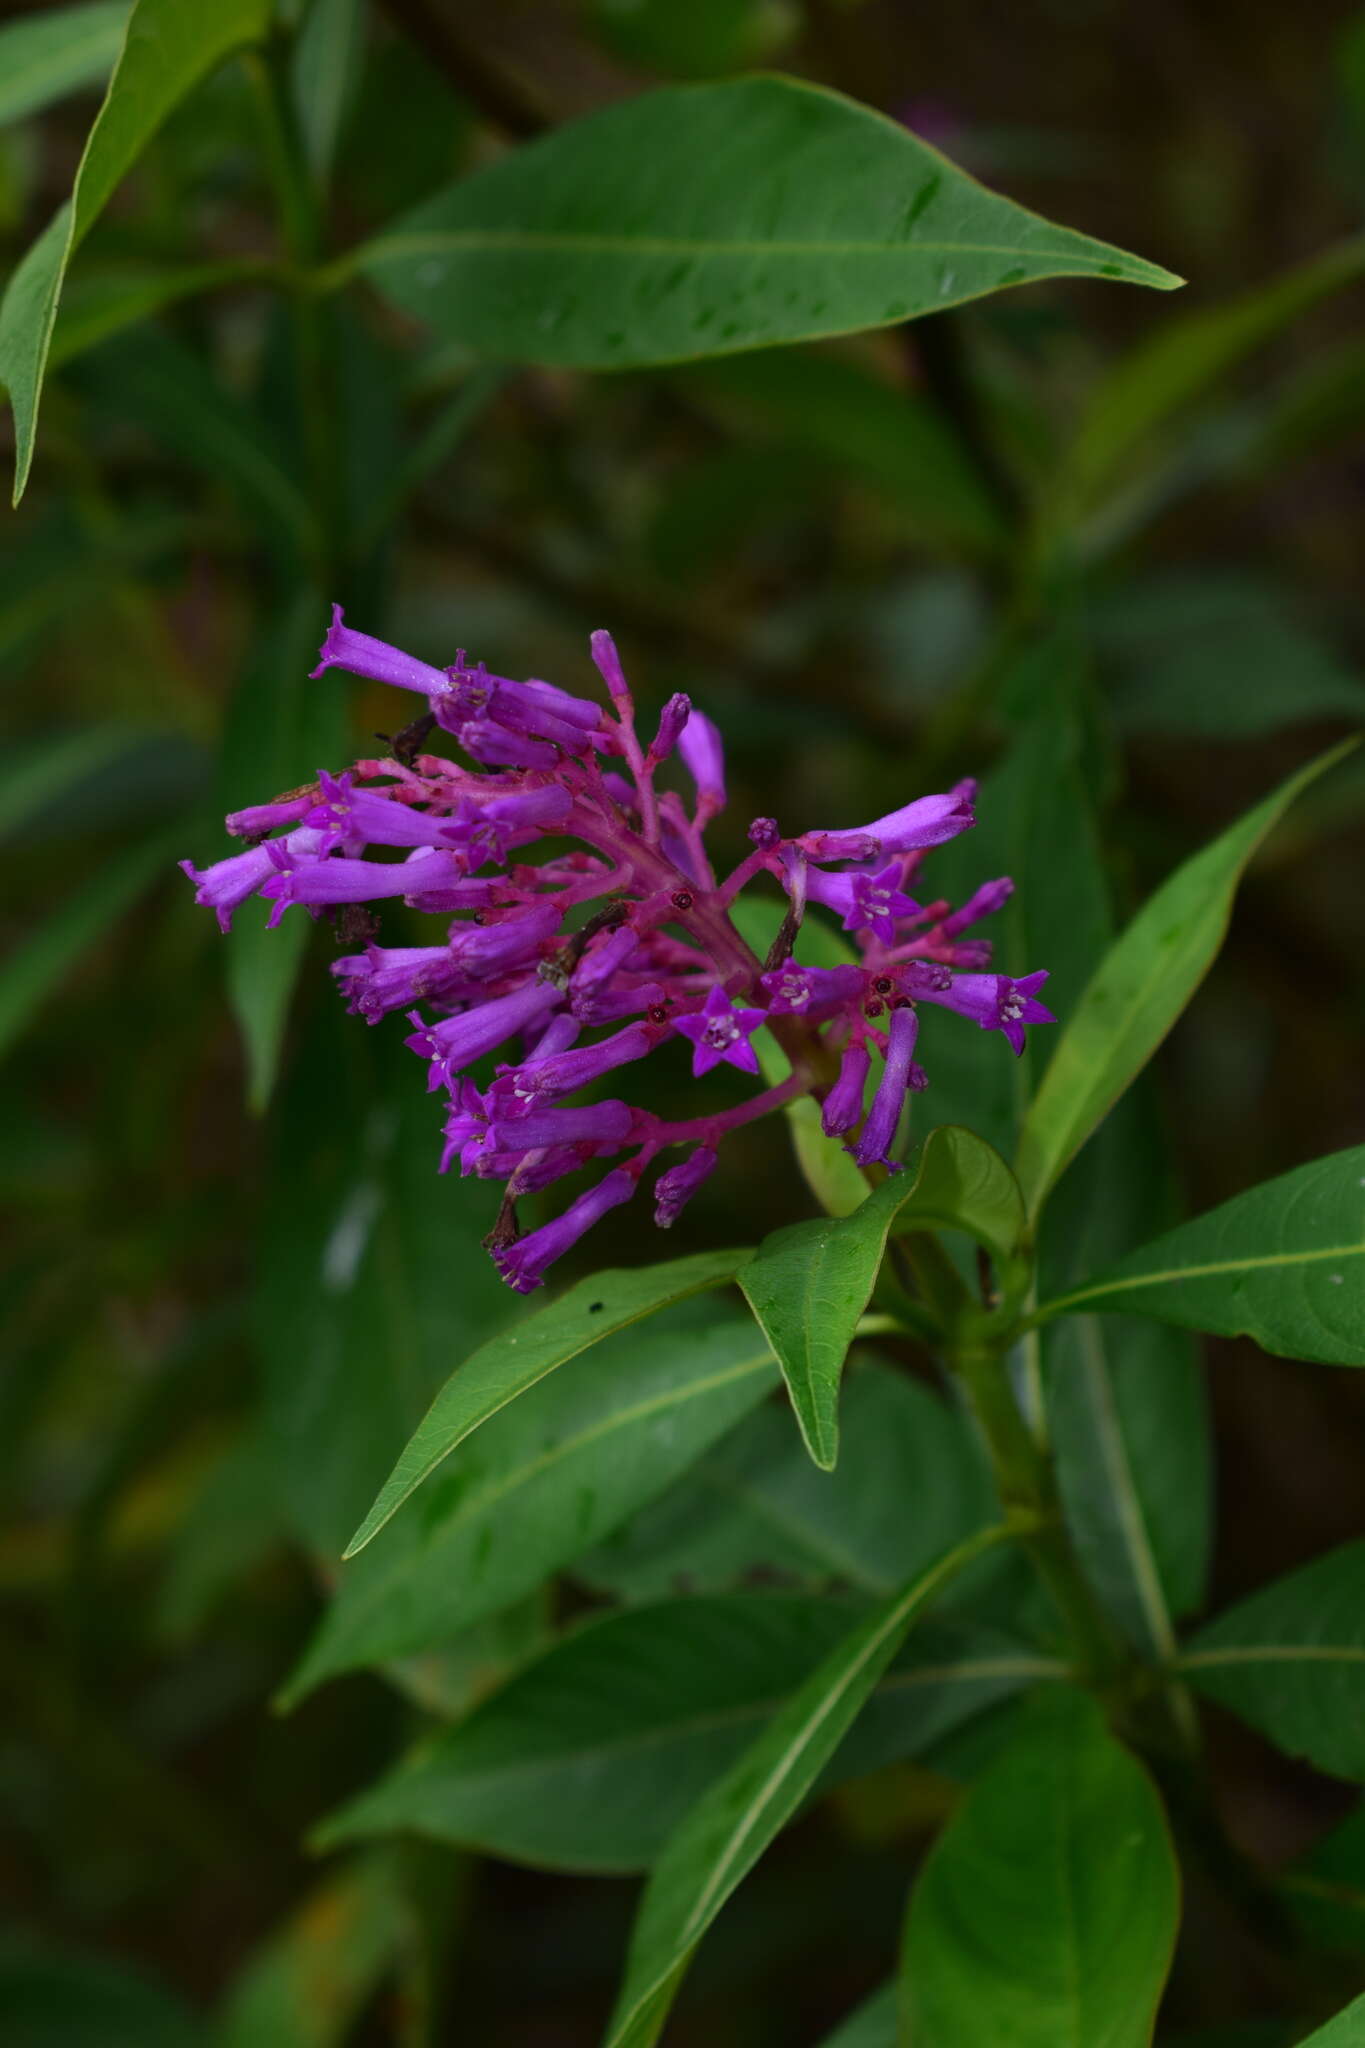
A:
[1048, 1239, 1365, 1317]
[364, 230, 1157, 266]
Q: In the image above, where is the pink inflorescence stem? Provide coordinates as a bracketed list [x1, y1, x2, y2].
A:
[182, 609, 1055, 1292]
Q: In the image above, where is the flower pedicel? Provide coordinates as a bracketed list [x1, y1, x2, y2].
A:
[182, 609, 1054, 1291]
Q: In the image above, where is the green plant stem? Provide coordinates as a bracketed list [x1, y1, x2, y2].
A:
[953, 1337, 1122, 1685]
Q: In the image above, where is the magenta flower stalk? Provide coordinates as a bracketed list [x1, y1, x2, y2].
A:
[182, 607, 1056, 1292]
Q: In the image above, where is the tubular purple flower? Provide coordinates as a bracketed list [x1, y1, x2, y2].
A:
[678, 711, 726, 814]
[940, 876, 1014, 937]
[654, 1146, 718, 1227]
[450, 901, 561, 976]
[310, 604, 448, 695]
[799, 789, 975, 864]
[673, 985, 767, 1077]
[759, 963, 865, 1020]
[226, 794, 315, 839]
[803, 862, 921, 944]
[481, 1100, 636, 1161]
[525, 1011, 581, 1061]
[590, 628, 633, 712]
[180, 826, 327, 933]
[492, 1168, 637, 1293]
[570, 923, 639, 1002]
[307, 771, 461, 852]
[489, 1020, 664, 1117]
[918, 969, 1055, 1056]
[851, 1004, 921, 1168]
[258, 849, 473, 925]
[456, 721, 560, 771]
[821, 1039, 871, 1137]
[334, 944, 466, 1021]
[405, 980, 561, 1089]
[647, 693, 691, 767]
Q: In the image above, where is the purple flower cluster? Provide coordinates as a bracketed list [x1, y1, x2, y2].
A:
[182, 610, 1054, 1292]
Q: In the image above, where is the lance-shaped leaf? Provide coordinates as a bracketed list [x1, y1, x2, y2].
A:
[740, 1125, 1025, 1469]
[815, 1985, 897, 2048]
[601, 1522, 1011, 2048]
[1282, 1803, 1365, 1958]
[900, 1688, 1180, 2047]
[0, 0, 271, 501]
[316, 1596, 1051, 1871]
[215, 1855, 403, 2048]
[1038, 1146, 1365, 1367]
[357, 75, 1179, 375]
[1176, 1541, 1365, 1779]
[1294, 1994, 1365, 2047]
[1015, 738, 1356, 1220]
[0, 2, 128, 129]
[280, 1318, 776, 1708]
[343, 1248, 751, 1557]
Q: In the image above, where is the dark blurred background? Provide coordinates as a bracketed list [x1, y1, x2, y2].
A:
[1, 0, 1363, 2041]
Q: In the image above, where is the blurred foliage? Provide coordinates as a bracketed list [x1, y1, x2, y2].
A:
[1, 0, 1363, 2043]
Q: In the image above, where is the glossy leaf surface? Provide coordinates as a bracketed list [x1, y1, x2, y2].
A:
[740, 1125, 1024, 1467]
[901, 1688, 1179, 2047]
[360, 76, 1179, 374]
[282, 1317, 777, 1705]
[1043, 1146, 1365, 1367]
[1015, 738, 1355, 1218]
[1178, 1541, 1365, 1778]
[344, 1248, 751, 1556]
[602, 1524, 1010, 2047]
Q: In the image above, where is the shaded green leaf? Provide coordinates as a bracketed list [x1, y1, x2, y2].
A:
[0, 825, 180, 1063]
[0, 3, 128, 130]
[739, 1126, 1025, 1467]
[814, 1983, 897, 2048]
[0, 723, 163, 841]
[290, 0, 364, 185]
[580, 1358, 998, 1604]
[1282, 1803, 1365, 1958]
[1294, 1994, 1365, 2047]
[590, 0, 796, 79]
[0, 0, 271, 500]
[900, 1687, 1179, 2047]
[0, 1938, 200, 2048]
[344, 1247, 750, 1557]
[1040, 1146, 1365, 1367]
[1015, 738, 1356, 1220]
[602, 1522, 1012, 2048]
[1177, 1541, 1365, 1779]
[1063, 236, 1365, 511]
[1092, 574, 1365, 740]
[674, 345, 1007, 555]
[281, 1316, 777, 1706]
[256, 1009, 514, 1558]
[213, 1856, 402, 2048]
[47, 259, 272, 375]
[316, 1594, 1050, 1871]
[357, 76, 1179, 376]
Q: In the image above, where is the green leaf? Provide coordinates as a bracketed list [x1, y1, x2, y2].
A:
[674, 345, 1007, 556]
[900, 1687, 1180, 2048]
[256, 1010, 514, 1558]
[357, 76, 1179, 375]
[0, 1938, 200, 2048]
[0, 824, 181, 1063]
[290, 0, 364, 186]
[343, 1247, 750, 1557]
[0, 3, 128, 129]
[739, 1126, 1025, 1468]
[1061, 236, 1365, 511]
[1015, 738, 1356, 1221]
[601, 1521, 1012, 2048]
[1293, 1994, 1365, 2047]
[280, 1316, 777, 1706]
[1039, 1146, 1365, 1368]
[1092, 574, 1365, 740]
[0, 0, 271, 501]
[47, 259, 272, 375]
[580, 1358, 999, 1604]
[1282, 1803, 1365, 1957]
[1177, 1541, 1365, 1779]
[315, 1594, 1050, 1871]
[814, 1984, 897, 2048]
[0, 722, 161, 841]
[214, 1856, 402, 2048]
